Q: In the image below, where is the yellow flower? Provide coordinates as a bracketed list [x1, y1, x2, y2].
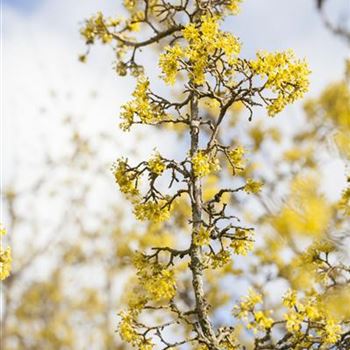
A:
[80, 12, 113, 45]
[133, 199, 171, 222]
[234, 289, 262, 319]
[118, 311, 154, 349]
[196, 345, 208, 350]
[254, 310, 274, 330]
[112, 159, 139, 196]
[250, 50, 310, 116]
[210, 250, 231, 269]
[159, 45, 184, 85]
[139, 341, 153, 350]
[216, 32, 241, 62]
[118, 312, 139, 345]
[244, 178, 263, 194]
[283, 290, 298, 309]
[183, 23, 200, 42]
[0, 224, 11, 281]
[144, 268, 176, 301]
[304, 303, 320, 321]
[134, 255, 177, 301]
[226, 0, 244, 15]
[320, 318, 342, 344]
[148, 153, 166, 176]
[120, 77, 165, 130]
[194, 226, 211, 246]
[227, 146, 245, 174]
[127, 11, 145, 32]
[230, 229, 254, 255]
[178, 15, 240, 85]
[284, 312, 302, 332]
[200, 14, 219, 41]
[0, 246, 12, 281]
[192, 151, 220, 178]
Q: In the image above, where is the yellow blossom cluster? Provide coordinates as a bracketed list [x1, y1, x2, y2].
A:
[227, 145, 245, 174]
[209, 250, 231, 269]
[80, 12, 116, 45]
[148, 153, 166, 176]
[133, 254, 176, 301]
[125, 11, 145, 32]
[251, 310, 274, 331]
[159, 45, 184, 85]
[234, 288, 262, 319]
[192, 150, 220, 178]
[321, 318, 343, 344]
[80, 8, 145, 53]
[250, 50, 310, 116]
[284, 311, 303, 333]
[0, 247, 11, 281]
[144, 268, 176, 301]
[134, 199, 171, 223]
[123, 0, 157, 20]
[283, 289, 298, 308]
[0, 224, 11, 281]
[323, 82, 350, 129]
[194, 226, 211, 246]
[282, 290, 343, 345]
[244, 178, 263, 194]
[234, 289, 274, 336]
[119, 311, 153, 350]
[112, 159, 139, 196]
[230, 229, 254, 255]
[120, 77, 166, 130]
[225, 0, 244, 15]
[113, 157, 172, 222]
[159, 15, 241, 85]
[112, 155, 171, 223]
[123, 0, 138, 11]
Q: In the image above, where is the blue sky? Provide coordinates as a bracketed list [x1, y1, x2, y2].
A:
[3, 0, 42, 12]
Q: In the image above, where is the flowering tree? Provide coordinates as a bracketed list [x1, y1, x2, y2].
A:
[78, 0, 348, 349]
[2, 1, 349, 350]
[81, 0, 349, 349]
